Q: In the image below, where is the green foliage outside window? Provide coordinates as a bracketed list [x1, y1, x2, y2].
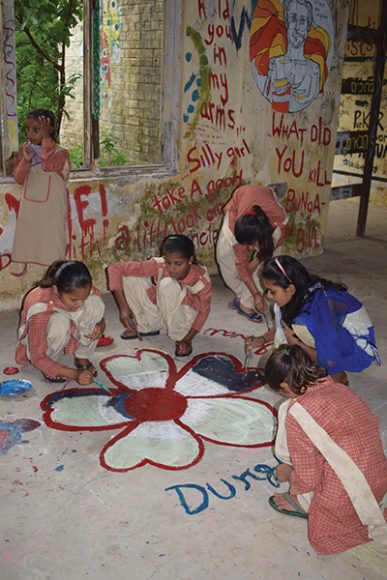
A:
[15, 0, 83, 142]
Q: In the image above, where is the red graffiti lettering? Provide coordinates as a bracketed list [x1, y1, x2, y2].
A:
[296, 224, 320, 254]
[190, 223, 219, 248]
[114, 225, 131, 252]
[153, 186, 187, 215]
[275, 146, 305, 178]
[226, 139, 251, 163]
[272, 112, 307, 144]
[200, 101, 235, 130]
[204, 23, 232, 46]
[73, 183, 109, 236]
[209, 72, 229, 106]
[309, 117, 331, 146]
[285, 189, 322, 215]
[308, 161, 331, 186]
[187, 143, 223, 174]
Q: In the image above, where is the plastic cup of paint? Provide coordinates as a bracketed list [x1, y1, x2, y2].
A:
[0, 379, 33, 396]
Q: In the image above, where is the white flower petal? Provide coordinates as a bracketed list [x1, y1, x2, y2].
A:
[102, 421, 201, 470]
[102, 351, 170, 391]
[46, 392, 128, 428]
[182, 398, 276, 445]
[175, 368, 231, 397]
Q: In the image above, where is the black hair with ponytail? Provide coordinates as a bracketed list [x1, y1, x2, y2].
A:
[234, 205, 274, 261]
[39, 260, 92, 294]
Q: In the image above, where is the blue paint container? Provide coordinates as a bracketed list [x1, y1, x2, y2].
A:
[0, 379, 33, 396]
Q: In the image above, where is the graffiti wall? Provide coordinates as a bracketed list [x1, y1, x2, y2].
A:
[0, 1, 350, 310]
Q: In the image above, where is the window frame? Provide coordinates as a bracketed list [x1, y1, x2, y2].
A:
[0, 0, 181, 181]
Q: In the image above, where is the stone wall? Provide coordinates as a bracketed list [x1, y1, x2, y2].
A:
[62, 0, 163, 165]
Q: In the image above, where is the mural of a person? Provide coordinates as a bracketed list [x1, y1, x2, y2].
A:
[250, 0, 332, 113]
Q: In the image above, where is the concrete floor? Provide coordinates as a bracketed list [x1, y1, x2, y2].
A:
[1, 200, 386, 580]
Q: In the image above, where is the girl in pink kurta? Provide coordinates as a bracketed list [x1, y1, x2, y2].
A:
[216, 184, 286, 321]
[108, 235, 212, 357]
[264, 345, 387, 555]
[12, 109, 70, 267]
[16, 260, 105, 384]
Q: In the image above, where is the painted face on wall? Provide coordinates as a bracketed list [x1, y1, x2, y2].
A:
[163, 251, 192, 280]
[263, 279, 295, 307]
[286, 1, 310, 49]
[56, 285, 91, 311]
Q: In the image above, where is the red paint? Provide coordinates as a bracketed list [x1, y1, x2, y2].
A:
[203, 328, 273, 355]
[32, 465, 38, 473]
[114, 225, 131, 252]
[285, 188, 322, 216]
[125, 388, 187, 422]
[73, 183, 109, 238]
[97, 336, 114, 348]
[3, 366, 19, 375]
[41, 349, 276, 473]
[5, 192, 19, 215]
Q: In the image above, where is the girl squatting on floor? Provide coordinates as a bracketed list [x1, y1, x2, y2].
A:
[246, 255, 379, 383]
[216, 184, 287, 322]
[108, 234, 212, 357]
[265, 345, 387, 555]
[16, 261, 105, 384]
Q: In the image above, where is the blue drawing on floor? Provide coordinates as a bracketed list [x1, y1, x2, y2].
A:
[55, 464, 65, 472]
[0, 419, 40, 455]
[192, 355, 264, 391]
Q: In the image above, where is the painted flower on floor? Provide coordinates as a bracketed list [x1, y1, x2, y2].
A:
[41, 349, 276, 472]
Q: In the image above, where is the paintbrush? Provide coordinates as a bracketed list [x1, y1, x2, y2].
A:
[93, 377, 112, 394]
[262, 310, 270, 331]
[244, 337, 253, 369]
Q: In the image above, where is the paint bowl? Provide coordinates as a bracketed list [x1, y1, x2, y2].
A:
[0, 379, 33, 397]
[3, 366, 19, 375]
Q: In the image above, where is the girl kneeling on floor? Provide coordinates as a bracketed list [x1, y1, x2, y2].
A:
[265, 345, 387, 555]
[16, 260, 105, 384]
[108, 234, 212, 357]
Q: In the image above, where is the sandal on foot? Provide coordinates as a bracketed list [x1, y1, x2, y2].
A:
[121, 328, 160, 340]
[43, 375, 67, 384]
[229, 298, 262, 323]
[268, 493, 308, 519]
[139, 330, 160, 337]
[120, 328, 139, 340]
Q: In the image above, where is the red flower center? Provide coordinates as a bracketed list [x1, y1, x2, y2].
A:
[124, 388, 187, 422]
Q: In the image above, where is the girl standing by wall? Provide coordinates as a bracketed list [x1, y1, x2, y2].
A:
[12, 109, 70, 267]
